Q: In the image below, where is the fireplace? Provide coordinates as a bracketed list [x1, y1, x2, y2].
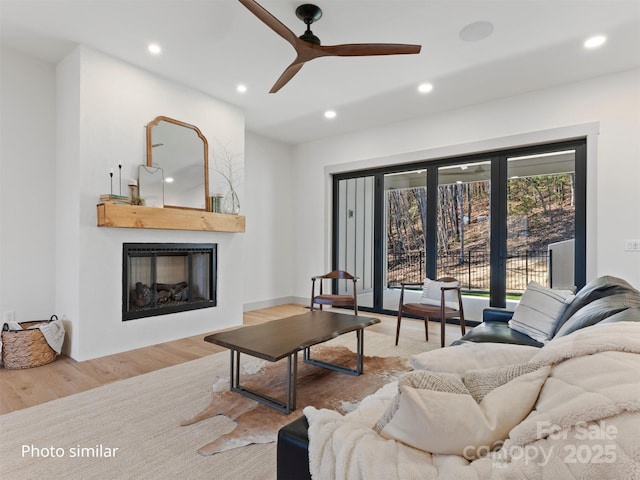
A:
[123, 243, 217, 321]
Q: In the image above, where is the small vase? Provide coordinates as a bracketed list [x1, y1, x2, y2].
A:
[223, 189, 240, 215]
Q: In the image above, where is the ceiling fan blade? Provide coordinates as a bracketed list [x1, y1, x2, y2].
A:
[320, 43, 422, 57]
[238, 0, 298, 47]
[269, 61, 305, 93]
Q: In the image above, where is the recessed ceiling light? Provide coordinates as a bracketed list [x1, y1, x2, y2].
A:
[148, 43, 162, 55]
[584, 35, 606, 49]
[418, 83, 433, 94]
[324, 110, 337, 119]
[236, 84, 247, 93]
[459, 21, 494, 42]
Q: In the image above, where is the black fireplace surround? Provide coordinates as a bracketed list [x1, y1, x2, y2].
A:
[123, 243, 217, 321]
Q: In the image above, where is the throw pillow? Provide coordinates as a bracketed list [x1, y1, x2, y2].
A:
[374, 370, 469, 433]
[551, 275, 638, 336]
[462, 362, 547, 403]
[508, 281, 574, 343]
[374, 364, 550, 458]
[599, 305, 640, 324]
[553, 293, 640, 338]
[420, 278, 459, 310]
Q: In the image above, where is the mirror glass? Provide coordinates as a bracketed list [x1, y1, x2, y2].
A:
[138, 165, 164, 207]
[146, 116, 209, 210]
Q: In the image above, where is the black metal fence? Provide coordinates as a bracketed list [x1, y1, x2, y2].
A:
[387, 249, 549, 294]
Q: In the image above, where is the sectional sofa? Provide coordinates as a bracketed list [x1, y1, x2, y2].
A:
[277, 276, 640, 479]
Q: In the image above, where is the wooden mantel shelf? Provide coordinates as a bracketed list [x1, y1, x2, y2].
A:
[97, 203, 245, 233]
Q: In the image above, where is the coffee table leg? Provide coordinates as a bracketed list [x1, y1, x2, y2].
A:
[356, 328, 364, 374]
[228, 349, 298, 414]
[289, 352, 298, 410]
[304, 329, 365, 376]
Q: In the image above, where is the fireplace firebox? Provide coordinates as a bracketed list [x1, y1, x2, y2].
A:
[123, 243, 217, 321]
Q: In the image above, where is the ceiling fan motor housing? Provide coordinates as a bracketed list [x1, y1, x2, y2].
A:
[296, 4, 322, 45]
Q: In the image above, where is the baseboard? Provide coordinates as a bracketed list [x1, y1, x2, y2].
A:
[291, 296, 309, 306]
[243, 296, 306, 312]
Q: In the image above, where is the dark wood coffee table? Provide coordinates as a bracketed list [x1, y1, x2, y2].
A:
[204, 310, 380, 414]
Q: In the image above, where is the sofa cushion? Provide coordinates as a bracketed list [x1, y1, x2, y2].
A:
[482, 307, 515, 323]
[374, 364, 550, 457]
[420, 278, 459, 310]
[508, 281, 574, 343]
[450, 321, 544, 348]
[412, 339, 539, 373]
[551, 275, 639, 336]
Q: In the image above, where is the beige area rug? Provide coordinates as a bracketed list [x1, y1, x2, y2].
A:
[0, 331, 435, 480]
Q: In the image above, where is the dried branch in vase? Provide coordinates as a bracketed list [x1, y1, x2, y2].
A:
[212, 141, 243, 214]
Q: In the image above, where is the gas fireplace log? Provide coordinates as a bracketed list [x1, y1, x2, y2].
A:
[156, 282, 188, 292]
[133, 282, 157, 308]
[131, 282, 190, 308]
[158, 291, 171, 303]
[172, 283, 189, 301]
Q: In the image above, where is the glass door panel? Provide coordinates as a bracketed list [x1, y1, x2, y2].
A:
[336, 176, 375, 308]
[383, 170, 428, 310]
[506, 149, 576, 293]
[437, 161, 491, 292]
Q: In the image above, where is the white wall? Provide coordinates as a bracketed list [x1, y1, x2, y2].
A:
[242, 132, 295, 310]
[0, 49, 57, 322]
[290, 68, 640, 302]
[60, 46, 246, 360]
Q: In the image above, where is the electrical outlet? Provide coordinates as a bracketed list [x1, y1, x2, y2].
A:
[625, 240, 640, 251]
[3, 311, 15, 323]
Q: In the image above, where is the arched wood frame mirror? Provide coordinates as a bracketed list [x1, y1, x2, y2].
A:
[146, 116, 209, 210]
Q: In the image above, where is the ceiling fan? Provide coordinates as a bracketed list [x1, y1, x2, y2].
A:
[238, 0, 422, 93]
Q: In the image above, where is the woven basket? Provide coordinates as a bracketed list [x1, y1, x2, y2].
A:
[1, 315, 59, 369]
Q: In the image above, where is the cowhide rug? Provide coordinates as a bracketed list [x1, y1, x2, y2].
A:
[181, 345, 411, 455]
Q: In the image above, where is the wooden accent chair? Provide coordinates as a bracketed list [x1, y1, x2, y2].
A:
[310, 270, 359, 315]
[396, 276, 465, 348]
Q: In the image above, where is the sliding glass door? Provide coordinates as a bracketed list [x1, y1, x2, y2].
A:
[333, 139, 586, 317]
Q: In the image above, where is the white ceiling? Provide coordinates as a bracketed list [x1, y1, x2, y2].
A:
[2, 0, 639, 145]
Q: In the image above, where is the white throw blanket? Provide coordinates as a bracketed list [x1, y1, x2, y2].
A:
[304, 322, 640, 480]
[37, 320, 65, 354]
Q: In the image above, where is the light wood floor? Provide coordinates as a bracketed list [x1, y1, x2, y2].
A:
[0, 304, 465, 415]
